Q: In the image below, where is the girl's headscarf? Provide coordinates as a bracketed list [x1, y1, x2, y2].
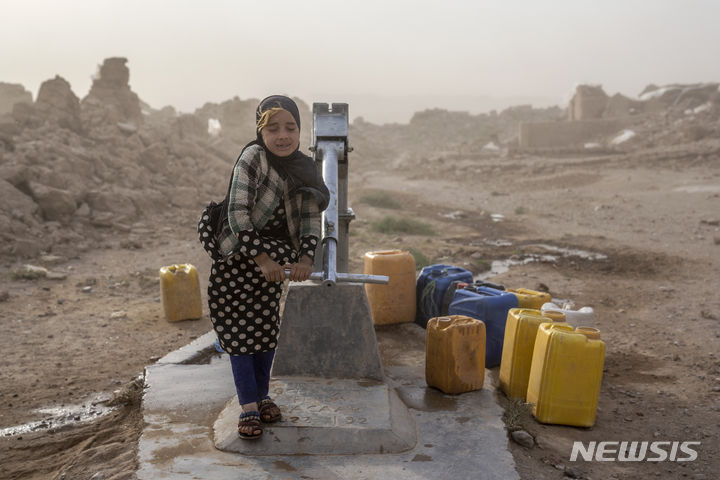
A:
[252, 95, 330, 211]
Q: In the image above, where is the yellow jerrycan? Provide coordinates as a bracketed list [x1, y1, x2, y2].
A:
[526, 324, 606, 427]
[363, 250, 416, 325]
[159, 264, 203, 322]
[507, 288, 552, 310]
[498, 308, 567, 400]
[425, 315, 486, 394]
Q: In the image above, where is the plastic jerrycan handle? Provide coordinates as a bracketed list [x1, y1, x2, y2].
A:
[543, 311, 567, 322]
[374, 249, 402, 256]
[437, 316, 454, 329]
[545, 323, 574, 334]
[163, 264, 189, 275]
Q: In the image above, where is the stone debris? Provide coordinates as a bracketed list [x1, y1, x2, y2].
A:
[1, 57, 719, 268]
[12, 264, 49, 280]
[0, 82, 32, 115]
[0, 57, 256, 262]
[510, 429, 535, 448]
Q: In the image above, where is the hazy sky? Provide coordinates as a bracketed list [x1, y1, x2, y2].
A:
[2, 0, 720, 123]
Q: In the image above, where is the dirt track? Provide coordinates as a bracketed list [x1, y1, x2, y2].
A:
[1, 143, 719, 479]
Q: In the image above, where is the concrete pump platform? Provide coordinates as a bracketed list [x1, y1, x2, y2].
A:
[137, 323, 519, 479]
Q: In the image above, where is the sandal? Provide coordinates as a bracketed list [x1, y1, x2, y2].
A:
[237, 411, 263, 439]
[258, 397, 282, 423]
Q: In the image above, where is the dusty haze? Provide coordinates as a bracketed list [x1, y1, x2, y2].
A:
[3, 0, 720, 122]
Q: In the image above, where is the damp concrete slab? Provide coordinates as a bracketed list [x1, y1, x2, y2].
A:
[214, 377, 416, 456]
[137, 323, 519, 480]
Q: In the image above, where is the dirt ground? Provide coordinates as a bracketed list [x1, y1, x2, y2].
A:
[1, 142, 719, 479]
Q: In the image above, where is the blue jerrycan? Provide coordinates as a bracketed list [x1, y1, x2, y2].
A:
[448, 285, 518, 367]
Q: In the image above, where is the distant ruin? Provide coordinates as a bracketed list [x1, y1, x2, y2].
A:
[519, 83, 720, 151]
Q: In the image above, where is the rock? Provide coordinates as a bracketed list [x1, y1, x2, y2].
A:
[9, 238, 45, 259]
[167, 186, 201, 209]
[0, 82, 33, 115]
[0, 179, 38, 220]
[0, 115, 21, 145]
[35, 76, 82, 132]
[173, 114, 207, 139]
[39, 254, 66, 265]
[85, 189, 138, 218]
[116, 122, 138, 134]
[139, 143, 169, 173]
[28, 182, 77, 223]
[0, 291, 9, 302]
[10, 101, 43, 129]
[564, 466, 581, 478]
[46, 271, 68, 280]
[81, 57, 143, 125]
[510, 429, 534, 448]
[12, 264, 48, 280]
[75, 203, 91, 217]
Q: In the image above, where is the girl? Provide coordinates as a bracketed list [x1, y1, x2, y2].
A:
[207, 95, 329, 439]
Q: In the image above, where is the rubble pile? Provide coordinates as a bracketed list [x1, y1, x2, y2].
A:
[1, 57, 718, 263]
[0, 82, 32, 115]
[567, 83, 720, 150]
[0, 58, 260, 261]
[349, 104, 564, 168]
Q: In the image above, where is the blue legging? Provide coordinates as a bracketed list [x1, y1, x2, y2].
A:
[229, 349, 276, 406]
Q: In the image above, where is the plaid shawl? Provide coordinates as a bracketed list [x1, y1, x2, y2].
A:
[217, 144, 321, 257]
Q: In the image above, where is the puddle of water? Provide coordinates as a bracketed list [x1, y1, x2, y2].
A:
[440, 211, 466, 220]
[476, 255, 557, 281]
[468, 238, 513, 248]
[527, 244, 607, 261]
[395, 386, 459, 412]
[672, 185, 720, 193]
[1, 393, 117, 437]
[474, 244, 606, 281]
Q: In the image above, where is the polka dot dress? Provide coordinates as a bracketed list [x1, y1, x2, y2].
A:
[208, 199, 317, 355]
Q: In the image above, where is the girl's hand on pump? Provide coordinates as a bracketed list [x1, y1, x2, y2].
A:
[287, 255, 313, 282]
[254, 253, 285, 283]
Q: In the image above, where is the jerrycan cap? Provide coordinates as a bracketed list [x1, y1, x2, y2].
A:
[576, 326, 601, 340]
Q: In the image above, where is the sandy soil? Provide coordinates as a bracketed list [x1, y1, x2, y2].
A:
[1, 143, 719, 479]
